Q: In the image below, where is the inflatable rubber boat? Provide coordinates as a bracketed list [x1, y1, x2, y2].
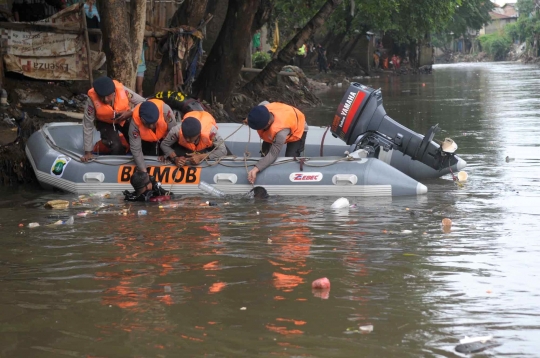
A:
[24, 83, 466, 197]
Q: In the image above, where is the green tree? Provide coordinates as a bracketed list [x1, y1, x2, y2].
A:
[271, 0, 469, 61]
[504, 0, 540, 56]
[432, 0, 493, 53]
[478, 32, 512, 60]
[245, 0, 344, 92]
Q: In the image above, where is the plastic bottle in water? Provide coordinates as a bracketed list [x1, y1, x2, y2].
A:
[198, 181, 226, 198]
[138, 210, 147, 216]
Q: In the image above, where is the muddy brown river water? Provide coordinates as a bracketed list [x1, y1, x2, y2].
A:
[1, 62, 539, 357]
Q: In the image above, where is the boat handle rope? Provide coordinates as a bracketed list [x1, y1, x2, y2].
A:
[320, 126, 330, 157]
[42, 124, 362, 171]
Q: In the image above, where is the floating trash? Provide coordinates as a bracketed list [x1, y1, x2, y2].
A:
[345, 324, 373, 334]
[49, 216, 74, 226]
[455, 341, 501, 354]
[28, 223, 40, 228]
[89, 191, 111, 199]
[457, 171, 468, 182]
[138, 210, 147, 216]
[44, 200, 69, 209]
[331, 197, 349, 209]
[359, 325, 373, 333]
[460, 335, 493, 344]
[198, 181, 226, 198]
[312, 277, 330, 289]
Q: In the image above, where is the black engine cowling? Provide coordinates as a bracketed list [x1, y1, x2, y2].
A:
[330, 83, 458, 171]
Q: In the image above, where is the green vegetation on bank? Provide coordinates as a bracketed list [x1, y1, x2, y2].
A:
[478, 33, 512, 60]
[252, 52, 272, 69]
[505, 0, 540, 57]
[273, 0, 492, 60]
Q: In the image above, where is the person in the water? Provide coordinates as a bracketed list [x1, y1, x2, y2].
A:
[248, 186, 269, 199]
[123, 171, 173, 202]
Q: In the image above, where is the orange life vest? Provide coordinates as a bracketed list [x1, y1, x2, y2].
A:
[87, 80, 131, 125]
[178, 111, 218, 151]
[257, 103, 305, 144]
[92, 134, 130, 154]
[131, 99, 169, 142]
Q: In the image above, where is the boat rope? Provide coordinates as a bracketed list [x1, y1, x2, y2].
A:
[320, 126, 330, 157]
[244, 125, 254, 187]
[448, 161, 458, 181]
[42, 124, 362, 173]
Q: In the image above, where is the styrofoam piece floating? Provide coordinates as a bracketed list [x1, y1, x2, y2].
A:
[331, 197, 350, 209]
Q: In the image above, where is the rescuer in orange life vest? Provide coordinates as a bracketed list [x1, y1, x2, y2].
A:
[244, 102, 308, 184]
[160, 111, 228, 167]
[81, 76, 146, 162]
[128, 99, 176, 173]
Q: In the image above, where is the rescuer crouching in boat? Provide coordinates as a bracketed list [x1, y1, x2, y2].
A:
[129, 99, 176, 173]
[82, 76, 146, 161]
[160, 111, 228, 167]
[123, 171, 174, 202]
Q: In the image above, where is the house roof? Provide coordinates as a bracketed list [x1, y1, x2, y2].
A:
[489, 11, 514, 19]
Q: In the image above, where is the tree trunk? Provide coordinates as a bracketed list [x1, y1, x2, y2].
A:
[342, 33, 362, 60]
[130, 0, 146, 81]
[327, 31, 347, 60]
[244, 0, 343, 93]
[206, 0, 220, 16]
[326, 1, 355, 60]
[193, 0, 261, 104]
[101, 0, 146, 90]
[320, 31, 334, 49]
[171, 0, 209, 27]
[154, 0, 208, 93]
[252, 0, 273, 32]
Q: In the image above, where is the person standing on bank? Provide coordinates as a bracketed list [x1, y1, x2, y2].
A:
[81, 77, 145, 162]
[160, 111, 227, 167]
[245, 102, 307, 184]
[129, 99, 176, 173]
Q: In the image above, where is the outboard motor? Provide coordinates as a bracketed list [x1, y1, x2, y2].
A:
[330, 83, 459, 171]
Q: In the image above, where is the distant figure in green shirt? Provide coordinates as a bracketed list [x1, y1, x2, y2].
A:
[252, 30, 261, 53]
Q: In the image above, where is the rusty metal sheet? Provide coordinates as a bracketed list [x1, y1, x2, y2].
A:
[4, 51, 105, 81]
[2, 3, 105, 80]
[3, 30, 83, 57]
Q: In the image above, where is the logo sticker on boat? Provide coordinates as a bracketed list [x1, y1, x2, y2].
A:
[289, 172, 323, 182]
[117, 165, 201, 185]
[50, 155, 71, 178]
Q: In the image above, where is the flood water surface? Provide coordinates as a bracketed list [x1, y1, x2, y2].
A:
[1, 62, 540, 357]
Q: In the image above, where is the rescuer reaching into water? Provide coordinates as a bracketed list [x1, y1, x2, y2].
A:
[128, 99, 176, 173]
[244, 102, 308, 184]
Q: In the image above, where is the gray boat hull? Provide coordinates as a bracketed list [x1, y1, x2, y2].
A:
[25, 123, 428, 197]
[220, 123, 467, 181]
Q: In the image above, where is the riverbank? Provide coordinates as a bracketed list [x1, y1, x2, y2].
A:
[435, 47, 540, 65]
